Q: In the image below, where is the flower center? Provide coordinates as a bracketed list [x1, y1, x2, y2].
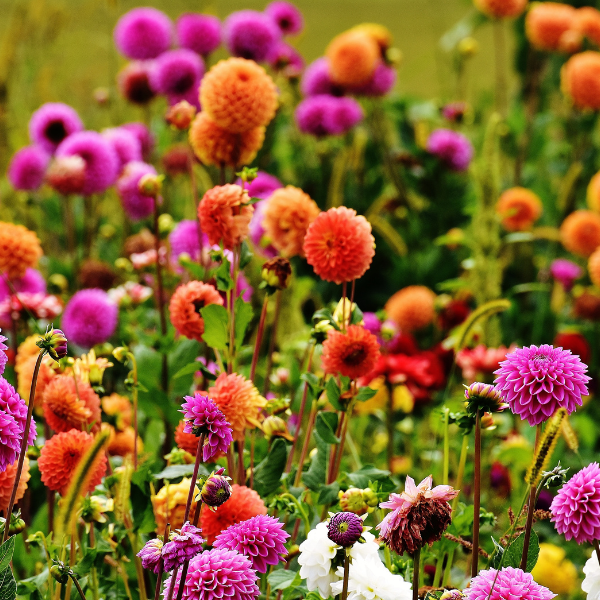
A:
[173, 73, 195, 94]
[343, 343, 367, 366]
[533, 354, 548, 361]
[193, 299, 206, 314]
[336, 521, 349, 533]
[45, 120, 67, 144]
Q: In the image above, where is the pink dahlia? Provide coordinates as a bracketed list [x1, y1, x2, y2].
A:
[0, 331, 7, 376]
[137, 538, 163, 574]
[551, 463, 600, 544]
[213, 515, 289, 573]
[455, 344, 517, 383]
[465, 567, 555, 600]
[493, 344, 591, 426]
[162, 521, 204, 572]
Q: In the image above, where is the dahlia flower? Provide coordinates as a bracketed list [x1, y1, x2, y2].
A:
[456, 344, 517, 382]
[321, 325, 380, 380]
[352, 62, 397, 97]
[561, 210, 600, 257]
[150, 49, 204, 108]
[496, 187, 543, 232]
[474, 0, 527, 19]
[0, 222, 43, 279]
[28, 102, 83, 153]
[298, 522, 341, 597]
[101, 127, 142, 171]
[562, 51, 600, 111]
[169, 220, 205, 264]
[463, 382, 508, 415]
[327, 512, 364, 547]
[427, 128, 473, 172]
[583, 551, 600, 600]
[265, 1, 304, 35]
[0, 410, 22, 473]
[117, 61, 155, 105]
[114, 7, 173, 60]
[465, 567, 555, 600]
[137, 538, 163, 574]
[301, 58, 343, 97]
[223, 10, 281, 62]
[121, 122, 155, 160]
[152, 478, 200, 534]
[116, 161, 157, 221]
[8, 146, 49, 191]
[0, 456, 30, 512]
[169, 281, 223, 342]
[326, 30, 379, 87]
[106, 426, 141, 457]
[0, 332, 6, 377]
[295, 95, 364, 137]
[176, 13, 221, 56]
[162, 521, 205, 572]
[267, 41, 304, 77]
[0, 268, 46, 302]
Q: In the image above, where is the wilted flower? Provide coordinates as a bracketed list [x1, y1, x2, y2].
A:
[162, 521, 205, 572]
[137, 538, 164, 574]
[261, 257, 292, 291]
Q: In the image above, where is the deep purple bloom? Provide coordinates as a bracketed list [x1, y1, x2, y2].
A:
[427, 128, 473, 172]
[352, 63, 397, 97]
[465, 567, 555, 600]
[176, 14, 221, 56]
[300, 57, 343, 97]
[267, 41, 304, 76]
[180, 393, 233, 461]
[8, 146, 49, 191]
[118, 61, 156, 105]
[169, 219, 206, 263]
[201, 467, 232, 508]
[122, 122, 155, 160]
[61, 288, 118, 348]
[327, 512, 363, 547]
[28, 102, 84, 154]
[0, 268, 46, 303]
[223, 10, 281, 62]
[137, 538, 164, 574]
[550, 258, 582, 291]
[0, 331, 7, 376]
[55, 131, 119, 195]
[102, 127, 142, 171]
[116, 161, 157, 221]
[162, 522, 205, 572]
[114, 7, 173, 60]
[494, 344, 591, 426]
[214, 515, 289, 572]
[150, 49, 204, 108]
[265, 1, 304, 36]
[551, 463, 600, 544]
[295, 95, 363, 137]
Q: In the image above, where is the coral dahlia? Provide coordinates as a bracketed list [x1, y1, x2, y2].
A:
[497, 187, 543, 231]
[322, 325, 380, 380]
[0, 456, 30, 512]
[385, 285, 437, 332]
[169, 281, 223, 342]
[0, 222, 43, 279]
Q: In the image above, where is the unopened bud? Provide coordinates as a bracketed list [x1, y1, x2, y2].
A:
[261, 257, 292, 291]
[201, 468, 232, 509]
[138, 173, 163, 199]
[50, 564, 70, 584]
[362, 488, 379, 508]
[262, 416, 293, 441]
[158, 213, 175, 235]
[37, 326, 68, 362]
[166, 100, 197, 130]
[112, 346, 130, 364]
[237, 167, 259, 184]
[338, 487, 370, 516]
[481, 412, 496, 430]
[464, 382, 508, 416]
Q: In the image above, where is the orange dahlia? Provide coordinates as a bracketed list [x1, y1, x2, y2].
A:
[200, 484, 267, 544]
[0, 222, 43, 279]
[262, 186, 321, 257]
[588, 171, 600, 212]
[349, 23, 393, 57]
[322, 325, 380, 380]
[105, 425, 143, 457]
[589, 246, 600, 288]
[198, 184, 254, 250]
[169, 281, 223, 342]
[152, 478, 200, 534]
[0, 456, 30, 513]
[385, 285, 437, 332]
[42, 374, 102, 433]
[525, 3, 576, 52]
[474, 0, 527, 19]
[326, 30, 379, 87]
[175, 420, 199, 455]
[200, 58, 278, 133]
[101, 393, 132, 431]
[575, 7, 600, 47]
[562, 51, 600, 110]
[496, 187, 543, 231]
[189, 113, 265, 168]
[38, 429, 107, 495]
[561, 210, 600, 257]
[208, 373, 267, 441]
[303, 207, 375, 284]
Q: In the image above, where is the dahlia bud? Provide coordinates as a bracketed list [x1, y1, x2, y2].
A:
[37, 326, 68, 362]
[112, 346, 130, 363]
[138, 173, 164, 199]
[201, 468, 232, 510]
[458, 37, 479, 57]
[327, 512, 365, 547]
[50, 563, 70, 584]
[237, 166, 259, 184]
[165, 447, 193, 465]
[480, 412, 496, 430]
[9, 516, 26, 534]
[158, 213, 175, 235]
[338, 488, 370, 516]
[362, 488, 379, 508]
[166, 100, 197, 130]
[262, 416, 293, 441]
[463, 382, 508, 416]
[46, 155, 86, 195]
[261, 257, 292, 291]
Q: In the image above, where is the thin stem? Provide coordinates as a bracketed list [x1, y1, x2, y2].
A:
[341, 281, 347, 333]
[187, 148, 202, 264]
[153, 199, 169, 392]
[471, 410, 481, 578]
[442, 547, 455, 587]
[89, 525, 99, 600]
[249, 430, 256, 489]
[249, 295, 269, 383]
[520, 423, 542, 571]
[70, 575, 87, 600]
[442, 407, 450, 485]
[183, 434, 206, 523]
[237, 439, 245, 485]
[175, 501, 203, 600]
[44, 421, 55, 533]
[386, 382, 394, 472]
[132, 355, 139, 471]
[228, 246, 239, 374]
[153, 522, 171, 600]
[263, 290, 281, 395]
[341, 553, 350, 600]
[293, 400, 318, 488]
[64, 194, 77, 266]
[452, 435, 469, 513]
[412, 547, 420, 600]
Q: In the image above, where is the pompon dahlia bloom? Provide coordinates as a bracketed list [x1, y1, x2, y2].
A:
[181, 393, 233, 461]
[456, 344, 517, 383]
[583, 551, 600, 599]
[385, 286, 436, 332]
[352, 62, 397, 97]
[223, 10, 281, 62]
[198, 184, 254, 250]
[116, 161, 157, 221]
[169, 281, 223, 342]
[465, 567, 555, 600]
[28, 102, 83, 153]
[176, 13, 221, 56]
[122, 122, 155, 160]
[551, 463, 600, 544]
[102, 127, 142, 171]
[526, 3, 576, 52]
[590, 247, 600, 289]
[150, 49, 204, 107]
[326, 30, 379, 87]
[117, 61, 155, 105]
[427, 128, 473, 172]
[322, 325, 380, 380]
[561, 210, 600, 257]
[497, 187, 543, 231]
[267, 41, 304, 77]
[474, 0, 527, 19]
[295, 95, 364, 137]
[0, 222, 43, 279]
[137, 538, 163, 574]
[56, 131, 119, 195]
[262, 186, 320, 257]
[38, 429, 107, 495]
[0, 456, 30, 512]
[0, 268, 46, 302]
[304, 207, 375, 284]
[562, 51, 600, 111]
[377, 475, 458, 555]
[300, 58, 344, 97]
[189, 113, 265, 168]
[550, 258, 582, 291]
[575, 7, 600, 48]
[114, 7, 173, 60]
[169, 219, 205, 263]
[214, 514, 289, 572]
[62, 289, 118, 348]
[162, 521, 205, 572]
[152, 478, 200, 534]
[265, 2, 304, 35]
[8, 146, 49, 191]
[200, 484, 267, 545]
[242, 171, 282, 200]
[200, 58, 278, 133]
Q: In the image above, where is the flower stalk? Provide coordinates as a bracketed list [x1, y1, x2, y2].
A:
[471, 409, 481, 578]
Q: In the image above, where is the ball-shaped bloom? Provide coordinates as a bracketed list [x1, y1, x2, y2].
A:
[8, 146, 49, 191]
[200, 58, 278, 133]
[102, 393, 133, 431]
[385, 285, 436, 332]
[38, 429, 107, 496]
[214, 514, 289, 572]
[176, 13, 221, 56]
[562, 51, 600, 111]
[589, 246, 600, 288]
[351, 62, 397, 97]
[473, 0, 527, 19]
[200, 484, 267, 544]
[122, 122, 155, 160]
[561, 209, 600, 257]
[0, 268, 45, 303]
[304, 207, 375, 284]
[551, 462, 600, 544]
[106, 426, 142, 457]
[265, 2, 304, 36]
[526, 3, 577, 52]
[150, 49, 204, 107]
[322, 325, 381, 380]
[102, 127, 142, 171]
[575, 7, 600, 48]
[0, 222, 42, 279]
[162, 521, 205, 572]
[197, 184, 254, 250]
[189, 113, 265, 168]
[349, 23, 393, 57]
[137, 538, 163, 575]
[28, 102, 84, 154]
[116, 161, 157, 221]
[117, 61, 156, 105]
[169, 281, 223, 342]
[327, 512, 364, 547]
[114, 7, 173, 60]
[300, 57, 343, 97]
[295, 95, 364, 137]
[180, 393, 233, 461]
[497, 187, 543, 231]
[169, 219, 205, 263]
[152, 478, 200, 534]
[531, 543, 578, 596]
[427, 128, 473, 172]
[56, 131, 119, 195]
[42, 374, 101, 433]
[494, 344, 590, 426]
[266, 41, 304, 77]
[223, 10, 281, 62]
[262, 186, 320, 257]
[61, 288, 118, 348]
[0, 456, 30, 511]
[326, 30, 379, 87]
[550, 258, 582, 291]
[465, 567, 555, 600]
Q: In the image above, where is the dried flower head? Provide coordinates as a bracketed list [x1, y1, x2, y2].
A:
[261, 257, 292, 291]
[162, 521, 205, 572]
[137, 538, 164, 574]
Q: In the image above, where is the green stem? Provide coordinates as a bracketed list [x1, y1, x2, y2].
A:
[452, 435, 469, 513]
[442, 407, 450, 485]
[471, 410, 481, 578]
[412, 547, 420, 600]
[280, 493, 310, 536]
[520, 424, 542, 571]
[442, 547, 455, 587]
[341, 552, 350, 600]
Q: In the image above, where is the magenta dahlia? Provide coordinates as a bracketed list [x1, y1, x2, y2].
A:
[265, 1, 304, 36]
[465, 567, 555, 600]
[162, 521, 205, 572]
[137, 538, 163, 574]
[327, 512, 363, 547]
[494, 344, 591, 426]
[176, 14, 221, 56]
[0, 331, 7, 376]
[0, 410, 22, 473]
[102, 127, 142, 171]
[116, 161, 157, 221]
[201, 468, 232, 509]
[28, 102, 84, 153]
[213, 515, 289, 573]
[114, 7, 173, 60]
[8, 146, 49, 191]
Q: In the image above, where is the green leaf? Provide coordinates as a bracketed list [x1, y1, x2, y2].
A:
[234, 297, 254, 349]
[72, 549, 97, 575]
[488, 536, 505, 570]
[216, 254, 233, 291]
[503, 531, 539, 572]
[346, 465, 391, 488]
[303, 431, 328, 491]
[239, 241, 253, 269]
[173, 361, 203, 379]
[0, 567, 16, 600]
[325, 378, 341, 410]
[267, 570, 299, 591]
[356, 386, 378, 403]
[200, 304, 229, 351]
[254, 438, 288, 497]
[315, 412, 339, 444]
[301, 373, 321, 397]
[0, 537, 15, 572]
[317, 482, 340, 505]
[154, 463, 209, 480]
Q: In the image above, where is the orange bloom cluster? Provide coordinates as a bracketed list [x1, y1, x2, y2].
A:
[526, 3, 577, 52]
[152, 478, 200, 534]
[175, 420, 199, 455]
[104, 424, 142, 457]
[385, 286, 437, 332]
[200, 484, 267, 544]
[322, 325, 381, 380]
[496, 187, 543, 231]
[588, 171, 600, 212]
[0, 222, 43, 279]
[349, 24, 393, 56]
[38, 429, 107, 495]
[262, 186, 321, 257]
[589, 247, 600, 288]
[561, 210, 600, 257]
[474, 0, 527, 19]
[562, 51, 600, 110]
[169, 281, 223, 342]
[326, 30, 380, 87]
[0, 457, 30, 513]
[101, 393, 133, 431]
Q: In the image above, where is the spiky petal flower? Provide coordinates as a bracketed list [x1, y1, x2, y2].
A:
[327, 512, 364, 547]
[201, 468, 232, 509]
[214, 514, 289, 573]
[0, 377, 36, 451]
[377, 475, 458, 556]
[493, 344, 591, 426]
[321, 325, 380, 380]
[137, 538, 164, 574]
[464, 567, 555, 600]
[0, 411, 22, 473]
[162, 521, 205, 572]
[550, 462, 600, 544]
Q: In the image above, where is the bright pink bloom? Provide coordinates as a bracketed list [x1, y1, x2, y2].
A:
[456, 344, 517, 382]
[162, 521, 204, 572]
[465, 567, 555, 600]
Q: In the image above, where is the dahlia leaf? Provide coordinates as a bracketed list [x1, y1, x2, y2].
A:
[200, 304, 229, 351]
[234, 296, 254, 349]
[0, 537, 14, 572]
[254, 438, 288, 497]
[488, 536, 505, 570]
[503, 530, 539, 572]
[216, 254, 233, 291]
[0, 567, 15, 600]
[356, 386, 378, 402]
[346, 465, 392, 489]
[325, 377, 341, 410]
[317, 482, 340, 505]
[239, 241, 253, 268]
[153, 463, 209, 480]
[267, 569, 299, 591]
[316, 412, 339, 444]
[173, 361, 205, 379]
[303, 431, 328, 491]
